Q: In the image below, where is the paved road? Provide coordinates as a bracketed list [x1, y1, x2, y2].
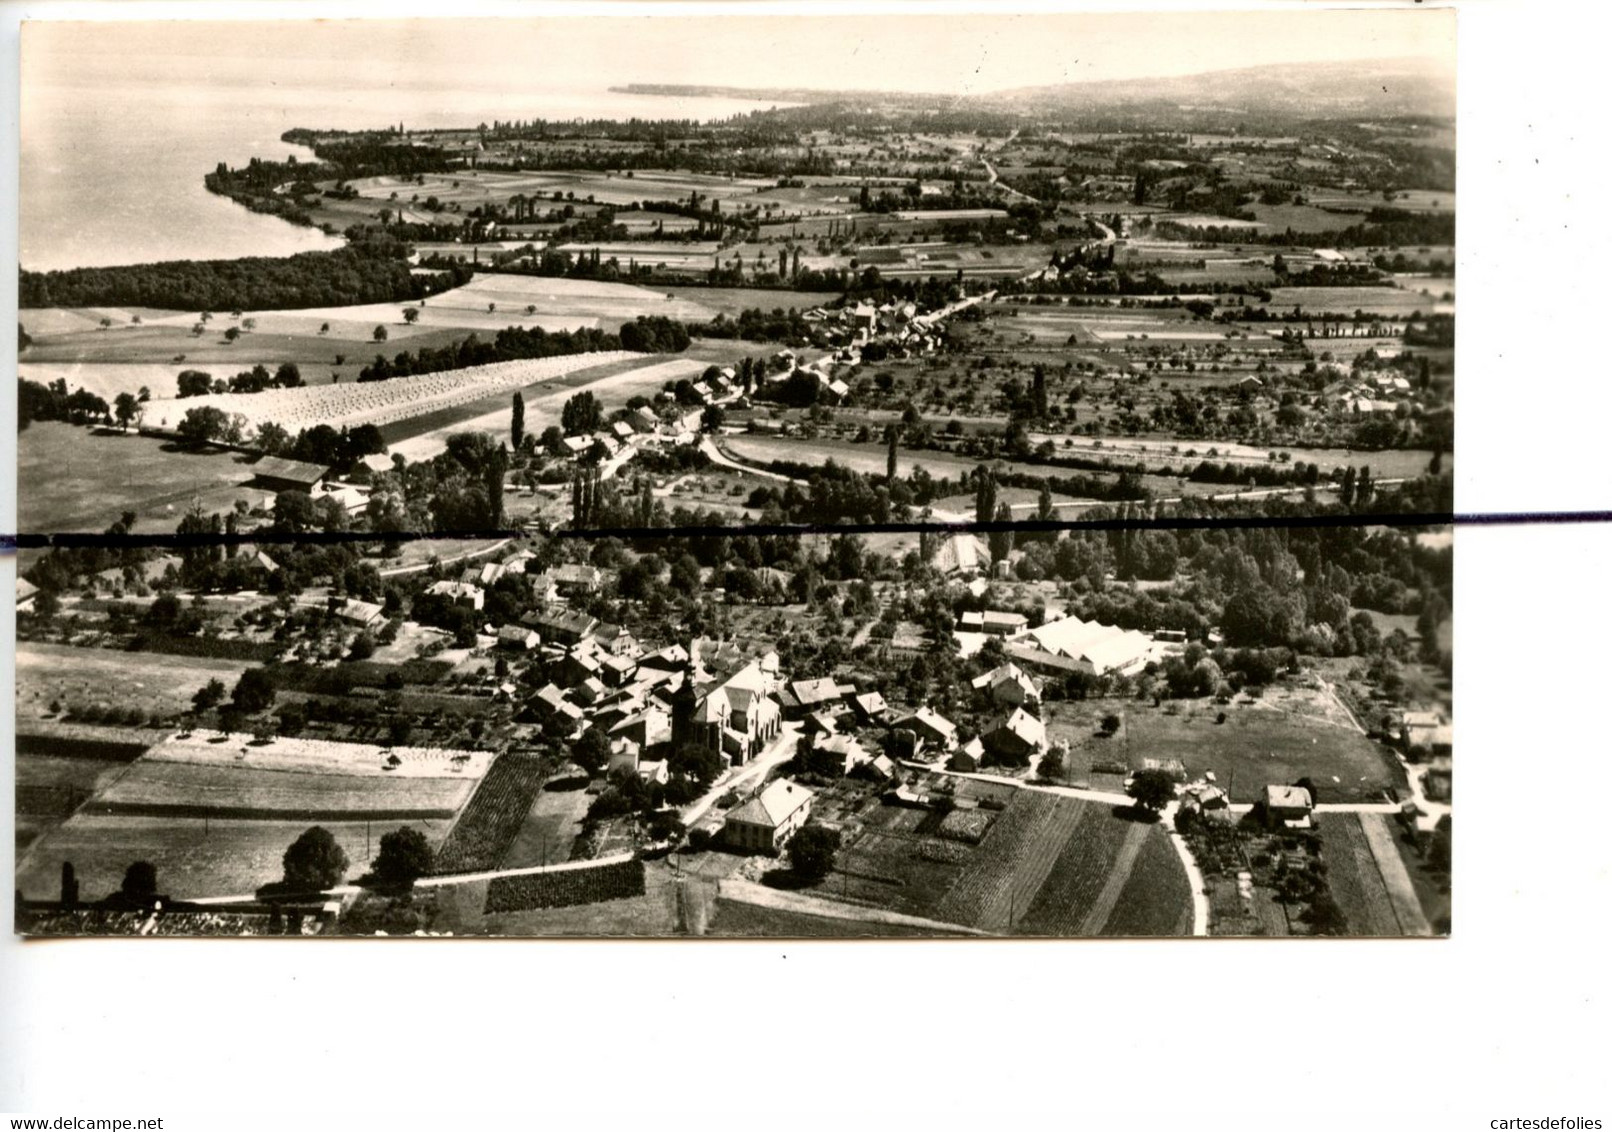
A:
[699, 435, 800, 484]
[378, 538, 511, 577]
[679, 721, 803, 829]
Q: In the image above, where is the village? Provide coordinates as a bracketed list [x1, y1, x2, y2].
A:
[15, 37, 1456, 941]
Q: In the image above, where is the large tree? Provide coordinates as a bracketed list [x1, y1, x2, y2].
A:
[283, 826, 349, 892]
[511, 391, 525, 450]
[788, 823, 841, 882]
[571, 727, 611, 776]
[120, 860, 158, 903]
[231, 667, 279, 714]
[1127, 768, 1177, 813]
[562, 390, 603, 434]
[372, 826, 433, 888]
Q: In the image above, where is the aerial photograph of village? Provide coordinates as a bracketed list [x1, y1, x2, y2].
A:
[12, 10, 1455, 938]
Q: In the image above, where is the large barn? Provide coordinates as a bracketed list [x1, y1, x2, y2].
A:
[250, 456, 329, 494]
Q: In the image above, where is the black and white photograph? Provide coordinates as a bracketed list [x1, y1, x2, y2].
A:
[8, 7, 1461, 941]
[9, 2, 1612, 1128]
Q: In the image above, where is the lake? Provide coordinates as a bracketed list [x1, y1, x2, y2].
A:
[21, 55, 789, 272]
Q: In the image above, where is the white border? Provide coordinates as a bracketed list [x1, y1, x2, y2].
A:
[4, 2, 1611, 1126]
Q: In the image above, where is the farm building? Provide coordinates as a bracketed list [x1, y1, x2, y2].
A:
[250, 456, 329, 493]
[850, 690, 888, 724]
[893, 706, 957, 755]
[1265, 784, 1314, 830]
[592, 623, 643, 658]
[533, 684, 584, 727]
[812, 733, 891, 778]
[950, 736, 987, 773]
[930, 533, 989, 576]
[312, 480, 372, 515]
[971, 663, 1041, 708]
[531, 609, 599, 646]
[462, 562, 506, 588]
[16, 577, 38, 612]
[551, 564, 604, 594]
[959, 609, 1034, 634]
[336, 598, 385, 626]
[723, 778, 815, 855]
[610, 707, 672, 752]
[497, 625, 540, 651]
[780, 677, 844, 719]
[983, 707, 1046, 764]
[1401, 711, 1453, 757]
[1016, 615, 1152, 677]
[597, 652, 639, 686]
[426, 580, 485, 611]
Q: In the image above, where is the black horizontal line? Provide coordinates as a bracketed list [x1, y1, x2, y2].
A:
[0, 510, 1604, 552]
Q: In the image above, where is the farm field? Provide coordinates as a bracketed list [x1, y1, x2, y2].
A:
[17, 422, 264, 535]
[1259, 286, 1440, 317]
[16, 273, 737, 402]
[347, 168, 775, 211]
[431, 753, 551, 875]
[429, 863, 680, 936]
[498, 775, 592, 869]
[1318, 813, 1436, 936]
[1117, 696, 1404, 803]
[659, 285, 835, 318]
[1015, 808, 1171, 935]
[706, 897, 961, 938]
[825, 785, 1191, 936]
[16, 753, 134, 854]
[15, 814, 453, 901]
[69, 731, 491, 823]
[90, 760, 476, 820]
[933, 792, 1089, 931]
[17, 641, 260, 721]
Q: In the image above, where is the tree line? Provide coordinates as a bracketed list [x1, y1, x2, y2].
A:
[19, 237, 472, 312]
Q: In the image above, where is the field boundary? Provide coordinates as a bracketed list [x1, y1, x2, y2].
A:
[718, 878, 987, 936]
[1358, 812, 1434, 936]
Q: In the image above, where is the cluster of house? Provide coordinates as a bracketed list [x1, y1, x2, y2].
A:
[1334, 370, 1417, 417]
[785, 289, 992, 360]
[557, 402, 708, 476]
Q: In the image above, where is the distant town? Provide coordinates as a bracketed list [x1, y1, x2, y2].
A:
[15, 53, 1453, 937]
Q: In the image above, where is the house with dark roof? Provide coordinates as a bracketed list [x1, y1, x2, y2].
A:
[250, 456, 329, 493]
[592, 623, 642, 658]
[336, 598, 385, 626]
[497, 625, 540, 651]
[723, 778, 815, 854]
[552, 564, 603, 594]
[782, 677, 844, 720]
[532, 609, 599, 646]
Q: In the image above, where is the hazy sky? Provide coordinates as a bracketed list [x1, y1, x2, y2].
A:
[24, 8, 1455, 98]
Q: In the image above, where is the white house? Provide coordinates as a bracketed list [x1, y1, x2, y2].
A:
[723, 778, 815, 855]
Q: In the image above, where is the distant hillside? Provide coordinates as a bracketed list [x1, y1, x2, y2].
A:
[618, 57, 1455, 122]
[980, 57, 1455, 119]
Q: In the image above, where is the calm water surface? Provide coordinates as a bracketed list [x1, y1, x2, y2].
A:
[22, 60, 786, 272]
